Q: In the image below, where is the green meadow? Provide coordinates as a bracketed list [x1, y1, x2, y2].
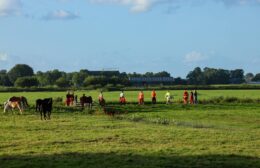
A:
[0, 90, 260, 168]
[0, 89, 259, 103]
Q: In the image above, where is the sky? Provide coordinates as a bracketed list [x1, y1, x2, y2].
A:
[0, 0, 260, 77]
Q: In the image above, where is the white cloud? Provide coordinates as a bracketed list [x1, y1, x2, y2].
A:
[89, 0, 152, 12]
[0, 52, 8, 61]
[184, 51, 208, 63]
[42, 10, 79, 21]
[89, 0, 260, 13]
[215, 0, 260, 6]
[0, 0, 22, 16]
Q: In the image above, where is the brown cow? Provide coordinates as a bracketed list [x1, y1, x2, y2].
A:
[3, 96, 29, 114]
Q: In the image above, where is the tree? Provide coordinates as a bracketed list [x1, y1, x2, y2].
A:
[0, 74, 12, 86]
[203, 68, 230, 84]
[216, 69, 230, 84]
[14, 77, 39, 87]
[144, 72, 154, 77]
[83, 76, 107, 86]
[0, 69, 7, 74]
[187, 67, 204, 85]
[230, 69, 244, 84]
[48, 69, 64, 84]
[0, 69, 11, 86]
[55, 77, 70, 88]
[154, 71, 171, 77]
[252, 73, 260, 81]
[83, 76, 98, 86]
[245, 73, 254, 83]
[128, 72, 142, 78]
[36, 69, 64, 86]
[72, 71, 88, 87]
[203, 68, 217, 84]
[173, 77, 187, 85]
[109, 76, 120, 85]
[36, 71, 50, 86]
[8, 64, 34, 84]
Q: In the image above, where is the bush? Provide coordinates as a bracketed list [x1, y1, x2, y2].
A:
[94, 84, 102, 89]
[54, 97, 63, 103]
[14, 77, 39, 88]
[240, 98, 254, 103]
[199, 96, 257, 104]
[55, 77, 70, 88]
[8, 64, 34, 84]
[224, 97, 239, 103]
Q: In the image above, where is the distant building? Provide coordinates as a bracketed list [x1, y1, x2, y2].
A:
[88, 70, 120, 76]
[248, 81, 260, 84]
[129, 77, 174, 86]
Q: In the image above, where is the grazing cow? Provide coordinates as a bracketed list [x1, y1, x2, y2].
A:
[99, 98, 106, 107]
[36, 99, 42, 112]
[36, 98, 53, 120]
[103, 107, 116, 116]
[80, 94, 93, 109]
[3, 96, 29, 114]
[3, 101, 13, 113]
[66, 92, 74, 106]
[103, 106, 126, 116]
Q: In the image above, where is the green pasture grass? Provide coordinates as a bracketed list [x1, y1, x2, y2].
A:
[0, 103, 260, 168]
[0, 90, 259, 104]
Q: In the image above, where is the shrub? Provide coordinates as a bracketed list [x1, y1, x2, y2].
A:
[240, 98, 254, 103]
[55, 77, 70, 88]
[8, 64, 34, 84]
[14, 77, 39, 88]
[54, 97, 63, 103]
[224, 97, 239, 103]
[150, 118, 171, 125]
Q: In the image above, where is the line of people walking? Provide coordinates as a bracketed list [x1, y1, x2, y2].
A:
[117, 90, 199, 105]
[67, 90, 198, 106]
[183, 90, 198, 104]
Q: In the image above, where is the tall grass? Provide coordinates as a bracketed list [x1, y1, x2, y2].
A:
[0, 103, 260, 168]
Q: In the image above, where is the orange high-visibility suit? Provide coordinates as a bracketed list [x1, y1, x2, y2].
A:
[151, 90, 156, 104]
[190, 91, 194, 104]
[119, 92, 126, 104]
[183, 90, 189, 104]
[138, 92, 144, 105]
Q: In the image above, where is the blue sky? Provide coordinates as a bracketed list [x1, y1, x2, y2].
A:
[0, 0, 260, 77]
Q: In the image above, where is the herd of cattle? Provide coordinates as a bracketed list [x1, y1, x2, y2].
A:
[3, 95, 94, 120]
[3, 90, 195, 119]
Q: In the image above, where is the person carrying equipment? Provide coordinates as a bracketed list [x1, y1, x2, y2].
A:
[80, 94, 87, 108]
[98, 91, 105, 106]
[183, 90, 189, 104]
[151, 90, 157, 104]
[119, 91, 126, 105]
[138, 91, 144, 105]
[165, 91, 172, 104]
[194, 90, 198, 104]
[66, 91, 74, 106]
[190, 91, 194, 104]
[66, 91, 70, 106]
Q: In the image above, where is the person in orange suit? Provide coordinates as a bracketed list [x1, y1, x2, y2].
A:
[138, 91, 144, 105]
[119, 91, 126, 105]
[183, 90, 189, 104]
[151, 90, 156, 104]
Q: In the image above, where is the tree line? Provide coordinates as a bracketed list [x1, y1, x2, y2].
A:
[186, 67, 260, 85]
[0, 64, 259, 88]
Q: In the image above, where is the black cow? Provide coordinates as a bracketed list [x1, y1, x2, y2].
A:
[36, 99, 42, 112]
[80, 95, 93, 109]
[36, 98, 53, 120]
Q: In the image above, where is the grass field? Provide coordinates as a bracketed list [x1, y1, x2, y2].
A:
[0, 89, 260, 104]
[0, 90, 260, 168]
